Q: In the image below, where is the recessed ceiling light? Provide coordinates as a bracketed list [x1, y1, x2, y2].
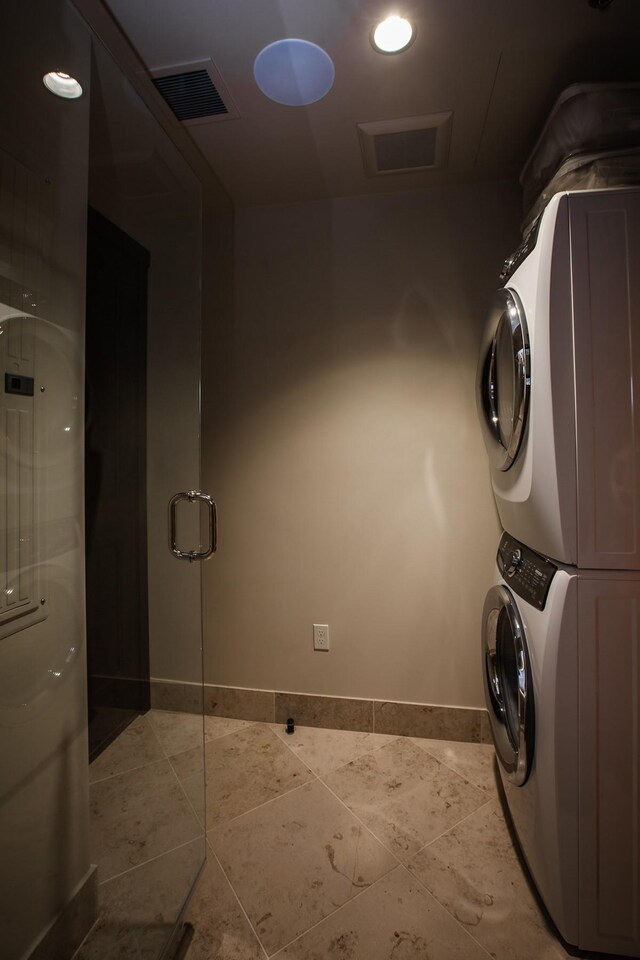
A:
[43, 71, 83, 99]
[371, 16, 416, 54]
[254, 39, 335, 106]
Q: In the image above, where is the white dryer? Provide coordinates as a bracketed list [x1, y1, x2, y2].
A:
[482, 532, 640, 956]
[476, 187, 640, 568]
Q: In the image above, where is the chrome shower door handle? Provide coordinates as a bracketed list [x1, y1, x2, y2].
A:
[169, 490, 217, 561]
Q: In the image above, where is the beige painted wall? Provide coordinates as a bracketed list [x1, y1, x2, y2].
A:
[203, 180, 521, 709]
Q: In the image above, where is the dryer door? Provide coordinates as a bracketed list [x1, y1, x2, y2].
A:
[482, 584, 535, 785]
[476, 288, 530, 471]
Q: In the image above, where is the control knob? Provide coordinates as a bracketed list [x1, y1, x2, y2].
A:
[500, 255, 515, 280]
[506, 548, 522, 578]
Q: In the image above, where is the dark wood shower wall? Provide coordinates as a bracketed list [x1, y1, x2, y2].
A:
[85, 207, 150, 761]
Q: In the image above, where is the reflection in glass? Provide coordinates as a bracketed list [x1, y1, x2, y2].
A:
[43, 70, 84, 99]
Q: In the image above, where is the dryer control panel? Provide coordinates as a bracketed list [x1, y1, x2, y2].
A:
[497, 533, 557, 610]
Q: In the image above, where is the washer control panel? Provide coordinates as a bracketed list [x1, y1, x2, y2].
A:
[499, 215, 542, 282]
[497, 533, 557, 610]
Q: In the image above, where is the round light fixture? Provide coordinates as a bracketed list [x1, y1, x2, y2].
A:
[371, 16, 416, 54]
[254, 39, 335, 106]
[43, 71, 83, 100]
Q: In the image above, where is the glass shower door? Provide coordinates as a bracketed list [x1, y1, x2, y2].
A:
[80, 27, 208, 960]
[1, 3, 209, 955]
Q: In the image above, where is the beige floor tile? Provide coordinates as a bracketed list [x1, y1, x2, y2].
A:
[202, 723, 315, 828]
[76, 838, 205, 959]
[90, 759, 203, 881]
[185, 846, 266, 960]
[163, 735, 207, 827]
[160, 719, 252, 795]
[167, 741, 207, 782]
[181, 768, 207, 827]
[408, 799, 570, 960]
[149, 710, 248, 759]
[271, 724, 397, 777]
[324, 737, 487, 863]
[89, 716, 165, 784]
[205, 714, 254, 740]
[275, 864, 490, 960]
[147, 709, 205, 757]
[209, 779, 398, 955]
[411, 738, 499, 794]
[168, 727, 263, 829]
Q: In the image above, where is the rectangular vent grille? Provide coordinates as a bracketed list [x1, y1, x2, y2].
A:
[374, 128, 437, 172]
[357, 112, 453, 177]
[152, 69, 228, 122]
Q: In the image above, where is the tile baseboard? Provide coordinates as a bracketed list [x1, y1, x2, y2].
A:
[480, 709, 493, 744]
[205, 684, 275, 723]
[275, 692, 373, 732]
[151, 679, 490, 744]
[373, 700, 482, 742]
[150, 680, 204, 715]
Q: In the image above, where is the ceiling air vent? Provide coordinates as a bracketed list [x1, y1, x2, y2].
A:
[150, 59, 239, 126]
[357, 112, 453, 176]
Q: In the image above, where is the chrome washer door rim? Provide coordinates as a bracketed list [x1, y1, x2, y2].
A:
[476, 288, 530, 472]
[482, 584, 534, 786]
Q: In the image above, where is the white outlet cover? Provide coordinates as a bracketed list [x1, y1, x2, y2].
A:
[313, 623, 330, 650]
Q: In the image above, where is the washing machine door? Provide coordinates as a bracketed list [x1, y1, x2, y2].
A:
[476, 288, 530, 471]
[482, 584, 534, 785]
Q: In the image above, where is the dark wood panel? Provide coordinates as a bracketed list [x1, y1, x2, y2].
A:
[85, 207, 150, 761]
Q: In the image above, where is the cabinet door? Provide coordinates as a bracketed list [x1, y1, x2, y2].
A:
[578, 575, 640, 954]
[572, 189, 640, 569]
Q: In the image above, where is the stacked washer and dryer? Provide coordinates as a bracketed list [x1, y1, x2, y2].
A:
[476, 84, 640, 958]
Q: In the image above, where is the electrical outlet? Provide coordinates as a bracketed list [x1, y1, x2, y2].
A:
[313, 623, 330, 651]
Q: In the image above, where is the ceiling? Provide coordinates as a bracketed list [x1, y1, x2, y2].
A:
[102, 0, 640, 206]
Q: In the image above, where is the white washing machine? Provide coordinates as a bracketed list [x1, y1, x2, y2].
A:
[483, 531, 640, 956]
[476, 187, 640, 568]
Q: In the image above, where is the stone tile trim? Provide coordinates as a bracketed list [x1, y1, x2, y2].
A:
[151, 679, 490, 743]
[373, 701, 484, 743]
[205, 685, 275, 723]
[275, 692, 374, 732]
[30, 865, 98, 960]
[150, 679, 203, 715]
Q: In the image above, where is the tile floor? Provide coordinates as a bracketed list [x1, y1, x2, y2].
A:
[78, 710, 578, 960]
